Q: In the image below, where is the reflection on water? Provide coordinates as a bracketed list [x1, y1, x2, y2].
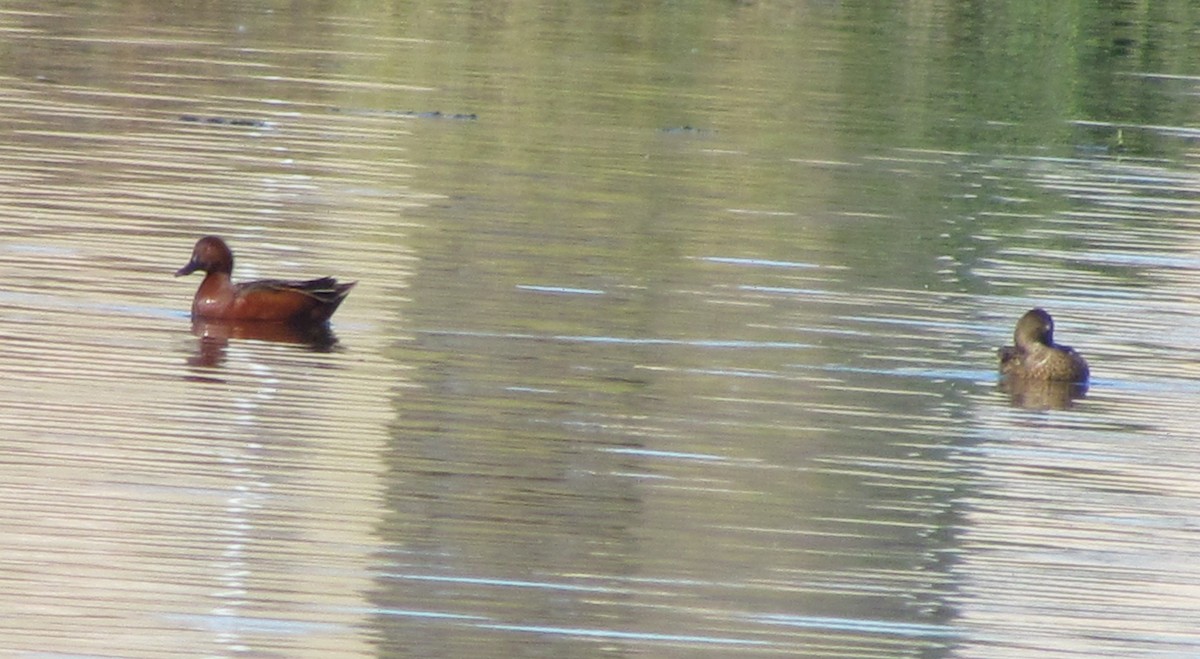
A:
[3, 1, 1200, 658]
[187, 318, 341, 368]
[999, 378, 1088, 411]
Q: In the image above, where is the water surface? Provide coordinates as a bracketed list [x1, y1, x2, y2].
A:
[2, 1, 1200, 657]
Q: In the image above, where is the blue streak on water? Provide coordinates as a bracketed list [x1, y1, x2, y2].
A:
[1, 243, 78, 256]
[810, 363, 993, 382]
[611, 471, 673, 480]
[739, 285, 833, 296]
[516, 284, 606, 295]
[699, 256, 822, 269]
[680, 367, 792, 379]
[840, 315, 978, 331]
[479, 623, 776, 646]
[386, 574, 624, 593]
[359, 607, 776, 647]
[602, 447, 729, 462]
[163, 613, 346, 634]
[506, 386, 559, 393]
[752, 614, 961, 638]
[0, 289, 187, 320]
[371, 608, 490, 621]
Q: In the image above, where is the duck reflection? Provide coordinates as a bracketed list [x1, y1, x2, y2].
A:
[999, 378, 1088, 410]
[187, 318, 340, 368]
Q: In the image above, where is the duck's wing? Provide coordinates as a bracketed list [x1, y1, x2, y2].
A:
[997, 345, 1023, 374]
[241, 277, 356, 304]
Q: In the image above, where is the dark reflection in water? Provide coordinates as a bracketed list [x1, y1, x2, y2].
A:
[186, 318, 341, 368]
[999, 378, 1088, 411]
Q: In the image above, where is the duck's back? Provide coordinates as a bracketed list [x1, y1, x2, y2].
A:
[998, 344, 1088, 382]
[232, 277, 356, 323]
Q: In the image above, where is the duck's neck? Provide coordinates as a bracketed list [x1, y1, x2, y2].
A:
[192, 271, 235, 316]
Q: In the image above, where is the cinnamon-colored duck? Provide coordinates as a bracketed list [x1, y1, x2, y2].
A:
[176, 236, 355, 323]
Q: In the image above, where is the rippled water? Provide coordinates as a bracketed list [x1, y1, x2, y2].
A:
[3, 1, 1200, 657]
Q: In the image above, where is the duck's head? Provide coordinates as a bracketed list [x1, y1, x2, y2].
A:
[176, 236, 234, 276]
[1013, 307, 1055, 347]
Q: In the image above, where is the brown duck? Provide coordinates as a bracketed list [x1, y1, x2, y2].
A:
[998, 308, 1089, 382]
[176, 236, 355, 323]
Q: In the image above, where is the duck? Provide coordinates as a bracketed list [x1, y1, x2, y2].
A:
[998, 308, 1089, 382]
[176, 236, 355, 323]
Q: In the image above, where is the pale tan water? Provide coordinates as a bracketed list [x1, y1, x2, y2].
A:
[2, 2, 1200, 658]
